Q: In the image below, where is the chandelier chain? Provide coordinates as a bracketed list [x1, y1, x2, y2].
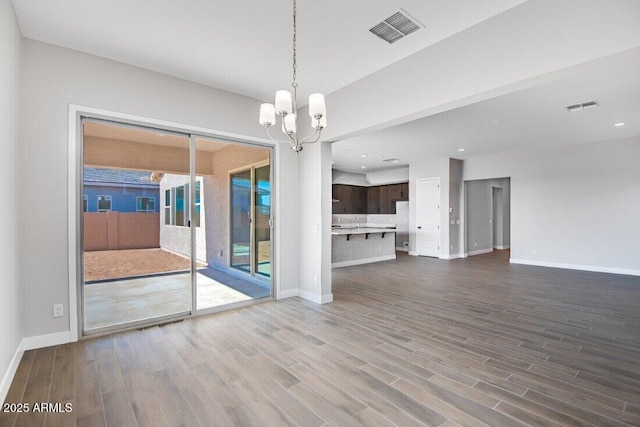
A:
[292, 0, 297, 87]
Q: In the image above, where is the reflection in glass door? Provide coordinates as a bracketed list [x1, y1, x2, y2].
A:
[230, 161, 271, 279]
[230, 169, 252, 273]
[194, 138, 272, 311]
[255, 164, 271, 277]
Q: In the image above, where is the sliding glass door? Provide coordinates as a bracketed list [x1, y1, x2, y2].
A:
[80, 120, 274, 335]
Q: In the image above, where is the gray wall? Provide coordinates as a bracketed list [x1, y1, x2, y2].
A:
[465, 177, 511, 254]
[464, 137, 640, 273]
[0, 0, 24, 399]
[18, 39, 300, 341]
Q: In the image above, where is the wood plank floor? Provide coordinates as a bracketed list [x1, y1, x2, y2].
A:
[2, 250, 640, 426]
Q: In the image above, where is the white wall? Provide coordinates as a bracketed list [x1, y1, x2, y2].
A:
[19, 40, 300, 340]
[332, 170, 369, 186]
[449, 159, 464, 257]
[366, 167, 409, 186]
[0, 0, 24, 402]
[298, 141, 333, 303]
[332, 167, 409, 186]
[463, 137, 640, 275]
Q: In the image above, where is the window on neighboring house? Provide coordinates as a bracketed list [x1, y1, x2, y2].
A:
[137, 197, 155, 213]
[83, 195, 88, 212]
[193, 180, 201, 227]
[175, 185, 185, 226]
[164, 179, 202, 227]
[97, 195, 112, 212]
[164, 189, 171, 225]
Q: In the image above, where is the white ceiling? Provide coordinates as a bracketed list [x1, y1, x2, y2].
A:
[11, 0, 525, 103]
[332, 47, 640, 173]
[11, 0, 640, 173]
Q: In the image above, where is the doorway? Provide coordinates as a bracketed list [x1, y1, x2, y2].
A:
[464, 177, 510, 256]
[79, 119, 274, 335]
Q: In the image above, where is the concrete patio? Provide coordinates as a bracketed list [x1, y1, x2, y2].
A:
[84, 267, 271, 331]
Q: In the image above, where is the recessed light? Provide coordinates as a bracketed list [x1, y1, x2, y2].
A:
[361, 153, 368, 157]
[458, 148, 465, 152]
[361, 166, 367, 169]
[331, 161, 335, 164]
[614, 122, 626, 127]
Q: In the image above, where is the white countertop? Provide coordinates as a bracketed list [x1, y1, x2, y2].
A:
[331, 227, 396, 236]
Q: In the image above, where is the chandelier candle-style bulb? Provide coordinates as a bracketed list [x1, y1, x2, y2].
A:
[275, 90, 293, 115]
[259, 103, 276, 126]
[283, 113, 297, 134]
[308, 93, 326, 118]
[312, 115, 327, 129]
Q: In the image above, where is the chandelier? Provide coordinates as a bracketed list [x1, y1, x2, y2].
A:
[258, 0, 326, 152]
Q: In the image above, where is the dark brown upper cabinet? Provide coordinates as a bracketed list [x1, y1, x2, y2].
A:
[333, 182, 408, 214]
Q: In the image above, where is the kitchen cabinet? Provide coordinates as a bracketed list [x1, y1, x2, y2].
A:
[333, 182, 409, 214]
[333, 184, 367, 214]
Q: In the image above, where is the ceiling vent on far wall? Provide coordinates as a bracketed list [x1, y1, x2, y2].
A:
[383, 158, 401, 163]
[369, 9, 422, 44]
[566, 100, 599, 112]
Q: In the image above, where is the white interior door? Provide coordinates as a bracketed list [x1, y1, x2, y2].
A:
[416, 178, 440, 257]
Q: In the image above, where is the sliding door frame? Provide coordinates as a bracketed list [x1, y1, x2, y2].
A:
[69, 105, 278, 340]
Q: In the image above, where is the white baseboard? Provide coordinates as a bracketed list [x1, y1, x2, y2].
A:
[408, 251, 418, 256]
[494, 245, 510, 250]
[1, 331, 71, 404]
[277, 288, 298, 300]
[20, 331, 71, 352]
[510, 259, 640, 277]
[332, 254, 396, 268]
[321, 293, 334, 304]
[0, 345, 23, 405]
[298, 290, 333, 304]
[467, 248, 494, 257]
[442, 253, 466, 260]
[396, 247, 408, 252]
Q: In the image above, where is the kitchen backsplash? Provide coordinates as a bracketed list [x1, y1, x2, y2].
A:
[332, 214, 397, 228]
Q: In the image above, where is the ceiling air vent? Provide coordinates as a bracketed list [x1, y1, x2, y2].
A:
[383, 158, 400, 163]
[370, 10, 422, 44]
[566, 100, 598, 112]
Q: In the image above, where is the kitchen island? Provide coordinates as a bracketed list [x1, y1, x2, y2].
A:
[331, 227, 396, 267]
